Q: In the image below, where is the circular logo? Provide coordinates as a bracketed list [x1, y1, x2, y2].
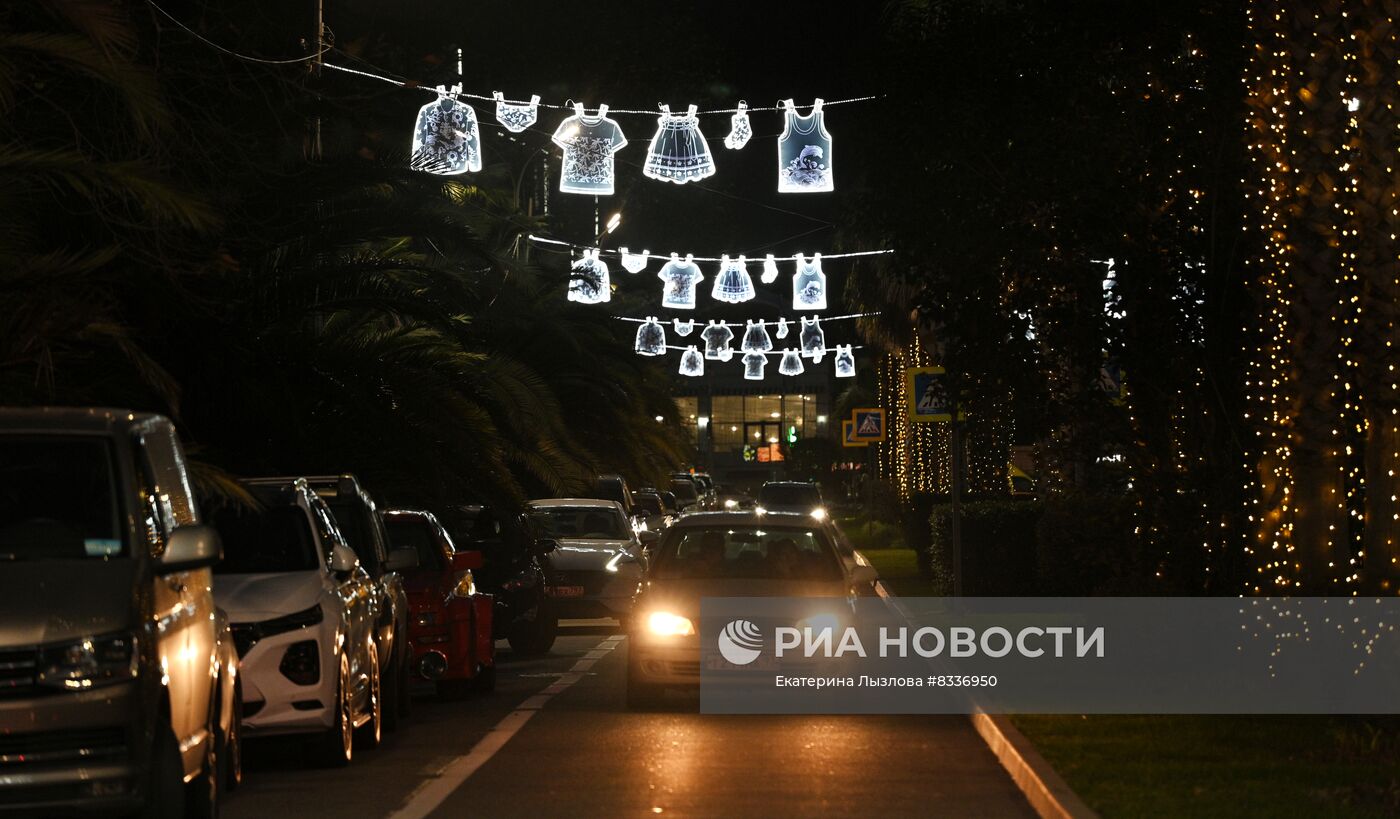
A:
[717, 619, 764, 666]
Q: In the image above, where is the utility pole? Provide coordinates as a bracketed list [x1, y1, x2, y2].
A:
[308, 0, 324, 160]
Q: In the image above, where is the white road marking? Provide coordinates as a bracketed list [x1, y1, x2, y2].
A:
[387, 637, 621, 819]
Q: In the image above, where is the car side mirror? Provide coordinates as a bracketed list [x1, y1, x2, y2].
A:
[159, 525, 221, 574]
[451, 550, 484, 571]
[532, 537, 559, 556]
[329, 542, 360, 575]
[638, 530, 660, 547]
[851, 565, 879, 586]
[385, 547, 419, 572]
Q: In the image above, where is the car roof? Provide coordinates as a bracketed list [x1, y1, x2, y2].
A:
[0, 406, 170, 434]
[761, 481, 817, 488]
[528, 498, 624, 510]
[670, 511, 823, 529]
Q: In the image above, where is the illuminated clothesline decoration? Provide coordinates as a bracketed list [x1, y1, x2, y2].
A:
[611, 311, 879, 326]
[528, 235, 894, 263]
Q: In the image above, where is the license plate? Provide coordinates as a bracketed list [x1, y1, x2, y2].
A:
[549, 585, 585, 597]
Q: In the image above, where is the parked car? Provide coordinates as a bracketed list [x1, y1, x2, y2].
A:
[443, 505, 559, 655]
[668, 475, 702, 512]
[211, 478, 382, 766]
[526, 499, 647, 623]
[0, 408, 240, 817]
[672, 472, 715, 510]
[593, 474, 642, 529]
[272, 475, 415, 731]
[381, 509, 496, 697]
[626, 510, 877, 708]
[757, 480, 827, 519]
[631, 490, 677, 538]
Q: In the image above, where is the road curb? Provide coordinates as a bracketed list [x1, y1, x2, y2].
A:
[970, 710, 1098, 819]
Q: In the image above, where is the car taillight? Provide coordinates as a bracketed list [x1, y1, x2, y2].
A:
[279, 640, 319, 685]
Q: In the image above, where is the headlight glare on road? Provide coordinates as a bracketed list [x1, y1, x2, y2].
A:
[646, 611, 695, 637]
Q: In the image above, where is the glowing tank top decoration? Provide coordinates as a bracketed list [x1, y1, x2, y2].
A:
[567, 248, 610, 304]
[833, 345, 856, 377]
[792, 253, 828, 310]
[658, 253, 704, 310]
[634, 317, 666, 356]
[777, 98, 833, 193]
[411, 85, 481, 175]
[552, 104, 627, 195]
[493, 92, 540, 133]
[678, 346, 704, 377]
[724, 101, 753, 150]
[643, 104, 716, 185]
[711, 255, 756, 303]
[799, 316, 826, 362]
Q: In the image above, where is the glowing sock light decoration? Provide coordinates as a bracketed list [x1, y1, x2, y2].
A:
[673, 317, 695, 336]
[411, 85, 481, 175]
[799, 316, 826, 362]
[634, 316, 666, 355]
[792, 253, 828, 310]
[711, 255, 756, 303]
[493, 92, 540, 133]
[833, 345, 855, 377]
[678, 346, 704, 376]
[658, 253, 704, 309]
[778, 348, 805, 376]
[724, 101, 753, 150]
[619, 247, 650, 273]
[567, 249, 610, 304]
[552, 103, 627, 195]
[760, 254, 780, 284]
[775, 317, 791, 339]
[701, 320, 735, 360]
[740, 320, 774, 353]
[643, 105, 716, 184]
[742, 351, 767, 380]
[777, 98, 833, 192]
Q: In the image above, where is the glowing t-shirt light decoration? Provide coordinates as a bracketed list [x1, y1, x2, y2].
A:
[724, 102, 753, 150]
[792, 253, 828, 310]
[742, 352, 766, 380]
[658, 253, 704, 310]
[634, 316, 666, 356]
[673, 318, 695, 336]
[701, 320, 734, 360]
[799, 316, 826, 362]
[711, 255, 756, 303]
[679, 346, 704, 377]
[619, 248, 650, 274]
[493, 92, 540, 133]
[777, 98, 833, 193]
[643, 104, 715, 185]
[834, 345, 856, 377]
[552, 104, 627, 195]
[567, 248, 610, 304]
[778, 348, 805, 376]
[741, 320, 773, 353]
[411, 85, 481, 175]
[760, 254, 780, 285]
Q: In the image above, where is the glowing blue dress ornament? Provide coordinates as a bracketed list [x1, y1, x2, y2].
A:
[777, 98, 833, 193]
[679, 346, 704, 377]
[740, 320, 773, 353]
[411, 85, 481, 175]
[619, 248, 650, 274]
[711, 255, 756, 303]
[760, 253, 780, 284]
[799, 316, 826, 362]
[742, 352, 766, 380]
[552, 103, 627, 195]
[493, 92, 540, 133]
[701, 320, 734, 360]
[778, 348, 805, 376]
[567, 249, 610, 304]
[658, 253, 704, 310]
[792, 253, 828, 310]
[634, 316, 666, 356]
[643, 104, 715, 185]
[834, 345, 856, 377]
[724, 101, 753, 150]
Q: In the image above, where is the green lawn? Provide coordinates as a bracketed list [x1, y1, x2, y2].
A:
[1012, 715, 1400, 818]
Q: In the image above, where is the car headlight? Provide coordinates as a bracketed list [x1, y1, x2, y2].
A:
[416, 610, 439, 626]
[646, 611, 695, 637]
[37, 632, 138, 690]
[810, 507, 827, 521]
[796, 613, 841, 633]
[723, 498, 738, 509]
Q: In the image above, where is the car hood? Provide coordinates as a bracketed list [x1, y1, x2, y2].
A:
[550, 539, 633, 571]
[0, 560, 137, 647]
[638, 577, 848, 616]
[214, 571, 324, 623]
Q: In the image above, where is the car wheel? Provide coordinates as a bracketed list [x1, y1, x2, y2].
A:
[381, 646, 400, 734]
[223, 682, 243, 792]
[142, 722, 185, 819]
[508, 604, 559, 655]
[356, 647, 382, 750]
[183, 723, 219, 819]
[317, 654, 353, 767]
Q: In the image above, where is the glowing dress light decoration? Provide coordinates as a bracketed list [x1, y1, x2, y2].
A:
[834, 344, 856, 377]
[740, 320, 773, 353]
[552, 103, 627, 195]
[701, 320, 734, 360]
[792, 252, 828, 310]
[619, 248, 650, 274]
[742, 351, 767, 380]
[658, 253, 704, 310]
[643, 104, 716, 184]
[679, 346, 704, 377]
[411, 85, 481, 175]
[567, 249, 610, 304]
[775, 317, 790, 339]
[799, 316, 826, 362]
[634, 316, 666, 356]
[778, 348, 805, 376]
[493, 92, 540, 133]
[760, 254, 780, 284]
[711, 255, 756, 303]
[673, 318, 695, 336]
[724, 102, 753, 150]
[777, 98, 833, 192]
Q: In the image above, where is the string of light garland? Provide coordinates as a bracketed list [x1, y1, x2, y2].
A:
[529, 235, 894, 263]
[611, 311, 879, 325]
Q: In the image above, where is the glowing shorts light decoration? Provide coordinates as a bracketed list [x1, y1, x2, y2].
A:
[711, 254, 755, 303]
[567, 248, 610, 304]
[702, 320, 734, 360]
[620, 247, 650, 274]
[634, 316, 666, 355]
[834, 344, 856, 377]
[552, 103, 627, 195]
[716, 346, 735, 363]
[493, 92, 540, 133]
[724, 101, 753, 150]
[643, 104, 715, 185]
[742, 351, 766, 380]
[778, 348, 805, 376]
[792, 252, 828, 310]
[775, 316, 790, 339]
[740, 319, 773, 353]
[777, 98, 833, 193]
[799, 316, 826, 362]
[679, 345, 704, 376]
[658, 253, 704, 310]
[673, 317, 695, 336]
[411, 85, 481, 175]
[760, 253, 780, 284]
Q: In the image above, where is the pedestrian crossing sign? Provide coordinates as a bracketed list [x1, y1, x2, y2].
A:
[850, 408, 886, 442]
[907, 366, 963, 422]
[842, 419, 867, 447]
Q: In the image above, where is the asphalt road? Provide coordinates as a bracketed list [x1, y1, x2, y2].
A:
[223, 623, 1034, 818]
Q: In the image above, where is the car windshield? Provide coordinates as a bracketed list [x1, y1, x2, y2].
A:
[758, 484, 821, 508]
[0, 436, 125, 559]
[633, 496, 662, 516]
[213, 504, 320, 573]
[531, 506, 628, 540]
[326, 496, 377, 567]
[652, 526, 842, 581]
[384, 516, 447, 572]
[669, 481, 698, 502]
